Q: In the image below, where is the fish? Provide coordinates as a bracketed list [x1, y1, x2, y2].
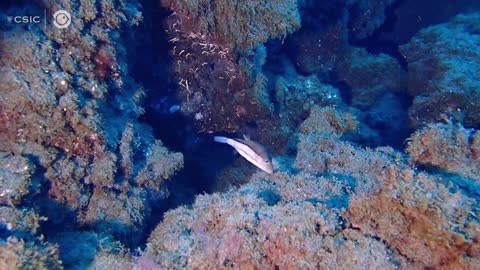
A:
[214, 135, 274, 174]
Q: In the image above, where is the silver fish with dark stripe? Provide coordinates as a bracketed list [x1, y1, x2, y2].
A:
[214, 135, 274, 174]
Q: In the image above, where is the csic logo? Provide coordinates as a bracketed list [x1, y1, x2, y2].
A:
[53, 10, 71, 29]
[8, 15, 41, 24]
[6, 9, 72, 29]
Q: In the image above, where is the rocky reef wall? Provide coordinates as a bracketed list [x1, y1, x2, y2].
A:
[0, 0, 183, 267]
[0, 0, 479, 269]
[140, 106, 480, 269]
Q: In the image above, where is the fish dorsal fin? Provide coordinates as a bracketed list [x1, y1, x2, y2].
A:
[243, 134, 250, 140]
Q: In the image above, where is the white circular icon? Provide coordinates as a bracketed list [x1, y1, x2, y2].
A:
[53, 10, 71, 29]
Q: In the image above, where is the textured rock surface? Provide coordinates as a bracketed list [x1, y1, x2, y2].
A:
[0, 1, 183, 267]
[162, 0, 300, 50]
[0, 153, 32, 205]
[407, 123, 480, 182]
[336, 47, 406, 109]
[347, 0, 397, 40]
[400, 12, 480, 128]
[160, 0, 301, 134]
[139, 106, 480, 269]
[1, 1, 479, 269]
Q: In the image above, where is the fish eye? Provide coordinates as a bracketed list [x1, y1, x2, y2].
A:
[265, 160, 269, 163]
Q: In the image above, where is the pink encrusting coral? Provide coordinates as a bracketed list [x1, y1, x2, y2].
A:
[137, 106, 480, 269]
[348, 166, 479, 268]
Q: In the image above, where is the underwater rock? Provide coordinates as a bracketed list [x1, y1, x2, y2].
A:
[1, 0, 479, 269]
[0, 207, 45, 238]
[162, 0, 300, 50]
[407, 122, 480, 182]
[0, 237, 62, 270]
[48, 231, 99, 269]
[336, 47, 406, 109]
[399, 12, 480, 128]
[347, 0, 397, 40]
[162, 24, 270, 133]
[161, 0, 301, 134]
[0, 153, 33, 205]
[0, 0, 182, 249]
[287, 23, 348, 76]
[294, 106, 400, 193]
[274, 74, 342, 127]
[378, 0, 480, 45]
[348, 164, 479, 268]
[141, 171, 397, 269]
[349, 93, 410, 148]
[138, 106, 479, 269]
[289, 0, 398, 75]
[88, 249, 135, 270]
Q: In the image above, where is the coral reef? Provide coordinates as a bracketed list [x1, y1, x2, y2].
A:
[0, 0, 183, 266]
[142, 172, 398, 269]
[138, 106, 480, 269]
[399, 12, 480, 128]
[348, 164, 479, 268]
[160, 0, 300, 133]
[1, 0, 479, 269]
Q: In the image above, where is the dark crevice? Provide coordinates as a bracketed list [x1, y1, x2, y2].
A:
[416, 164, 480, 204]
[22, 155, 79, 236]
[348, 0, 408, 70]
[131, 0, 230, 200]
[331, 80, 353, 106]
[125, 0, 238, 249]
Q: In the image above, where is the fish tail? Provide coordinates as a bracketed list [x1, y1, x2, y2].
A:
[214, 136, 229, 144]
